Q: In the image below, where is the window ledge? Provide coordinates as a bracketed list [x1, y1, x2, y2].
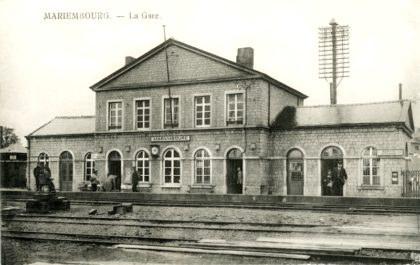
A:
[138, 183, 152, 188]
[161, 184, 181, 188]
[357, 185, 385, 190]
[190, 184, 214, 189]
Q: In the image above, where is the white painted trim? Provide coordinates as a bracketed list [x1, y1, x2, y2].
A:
[132, 148, 151, 183]
[160, 146, 183, 186]
[284, 147, 306, 196]
[83, 151, 96, 181]
[105, 149, 124, 179]
[192, 93, 212, 128]
[318, 144, 347, 197]
[106, 99, 124, 131]
[358, 145, 382, 187]
[191, 146, 213, 185]
[224, 90, 246, 126]
[58, 150, 75, 191]
[224, 146, 246, 194]
[161, 95, 181, 129]
[318, 143, 347, 158]
[133, 97, 152, 131]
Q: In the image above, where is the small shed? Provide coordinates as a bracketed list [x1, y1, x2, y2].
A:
[0, 143, 27, 188]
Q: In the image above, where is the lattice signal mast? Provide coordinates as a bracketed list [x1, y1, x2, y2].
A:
[319, 19, 349, 105]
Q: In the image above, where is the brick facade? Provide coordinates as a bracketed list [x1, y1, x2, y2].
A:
[27, 39, 415, 197]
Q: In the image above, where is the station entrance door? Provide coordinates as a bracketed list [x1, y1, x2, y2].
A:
[321, 146, 343, 196]
[226, 148, 243, 194]
[59, 151, 73, 191]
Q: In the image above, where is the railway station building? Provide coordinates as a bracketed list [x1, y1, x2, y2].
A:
[26, 39, 417, 197]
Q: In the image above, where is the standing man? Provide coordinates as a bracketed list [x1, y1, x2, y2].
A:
[131, 167, 139, 192]
[332, 162, 347, 196]
[33, 163, 41, 191]
[236, 167, 243, 194]
[43, 164, 54, 193]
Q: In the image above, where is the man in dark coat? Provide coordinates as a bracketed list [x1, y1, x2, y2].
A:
[131, 167, 139, 192]
[33, 163, 41, 191]
[332, 162, 347, 196]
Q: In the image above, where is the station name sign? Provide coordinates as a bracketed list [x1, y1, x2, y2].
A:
[151, 135, 191, 142]
[377, 149, 404, 157]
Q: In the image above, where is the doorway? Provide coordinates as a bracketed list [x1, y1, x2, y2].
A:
[286, 149, 304, 195]
[108, 151, 122, 191]
[226, 148, 243, 194]
[59, 151, 73, 191]
[321, 146, 343, 196]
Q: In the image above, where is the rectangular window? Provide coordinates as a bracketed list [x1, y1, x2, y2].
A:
[195, 95, 211, 127]
[164, 98, 179, 128]
[135, 99, 150, 129]
[226, 93, 244, 125]
[363, 157, 380, 185]
[108, 101, 122, 130]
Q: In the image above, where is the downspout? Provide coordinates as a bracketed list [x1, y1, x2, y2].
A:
[26, 136, 31, 191]
[267, 83, 271, 127]
[163, 26, 173, 128]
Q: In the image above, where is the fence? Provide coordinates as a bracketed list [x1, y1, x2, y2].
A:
[402, 170, 420, 197]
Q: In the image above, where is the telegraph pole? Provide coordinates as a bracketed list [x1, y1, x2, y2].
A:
[319, 19, 349, 105]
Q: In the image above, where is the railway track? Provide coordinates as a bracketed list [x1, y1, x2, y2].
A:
[2, 200, 419, 264]
[3, 195, 420, 214]
[2, 230, 415, 263]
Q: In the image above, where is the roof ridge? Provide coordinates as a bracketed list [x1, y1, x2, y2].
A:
[299, 99, 409, 109]
[89, 38, 307, 98]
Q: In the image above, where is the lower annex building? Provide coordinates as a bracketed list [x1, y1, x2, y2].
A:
[27, 39, 417, 197]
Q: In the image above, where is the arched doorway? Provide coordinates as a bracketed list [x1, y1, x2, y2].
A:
[108, 151, 122, 191]
[59, 151, 73, 191]
[287, 149, 304, 195]
[321, 146, 343, 196]
[226, 148, 243, 194]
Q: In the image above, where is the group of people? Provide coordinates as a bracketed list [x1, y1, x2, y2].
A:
[322, 162, 347, 196]
[33, 163, 55, 192]
[101, 167, 140, 192]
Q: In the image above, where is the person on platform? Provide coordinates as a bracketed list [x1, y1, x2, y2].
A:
[322, 169, 334, 196]
[131, 167, 139, 192]
[90, 170, 99, 192]
[33, 163, 41, 191]
[102, 174, 117, 192]
[39, 164, 54, 193]
[236, 167, 243, 193]
[332, 162, 347, 196]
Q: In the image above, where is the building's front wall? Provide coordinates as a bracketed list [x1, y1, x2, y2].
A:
[95, 79, 286, 132]
[29, 128, 270, 194]
[28, 136, 95, 192]
[269, 126, 410, 197]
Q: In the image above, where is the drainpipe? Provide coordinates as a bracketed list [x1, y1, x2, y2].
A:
[26, 136, 31, 191]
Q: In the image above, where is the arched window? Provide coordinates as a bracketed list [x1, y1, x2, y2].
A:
[321, 146, 343, 159]
[163, 149, 181, 184]
[287, 149, 304, 183]
[194, 149, 211, 184]
[84, 152, 95, 181]
[38, 153, 49, 167]
[362, 147, 380, 185]
[136, 150, 150, 182]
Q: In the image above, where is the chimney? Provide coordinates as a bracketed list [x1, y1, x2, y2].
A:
[399, 83, 402, 100]
[125, 56, 136, 65]
[236, 47, 254, 69]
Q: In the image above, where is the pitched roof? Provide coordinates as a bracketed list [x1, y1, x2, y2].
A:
[27, 116, 95, 137]
[90, 38, 307, 99]
[0, 143, 27, 154]
[294, 100, 414, 131]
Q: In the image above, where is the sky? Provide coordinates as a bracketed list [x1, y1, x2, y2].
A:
[0, 0, 419, 146]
